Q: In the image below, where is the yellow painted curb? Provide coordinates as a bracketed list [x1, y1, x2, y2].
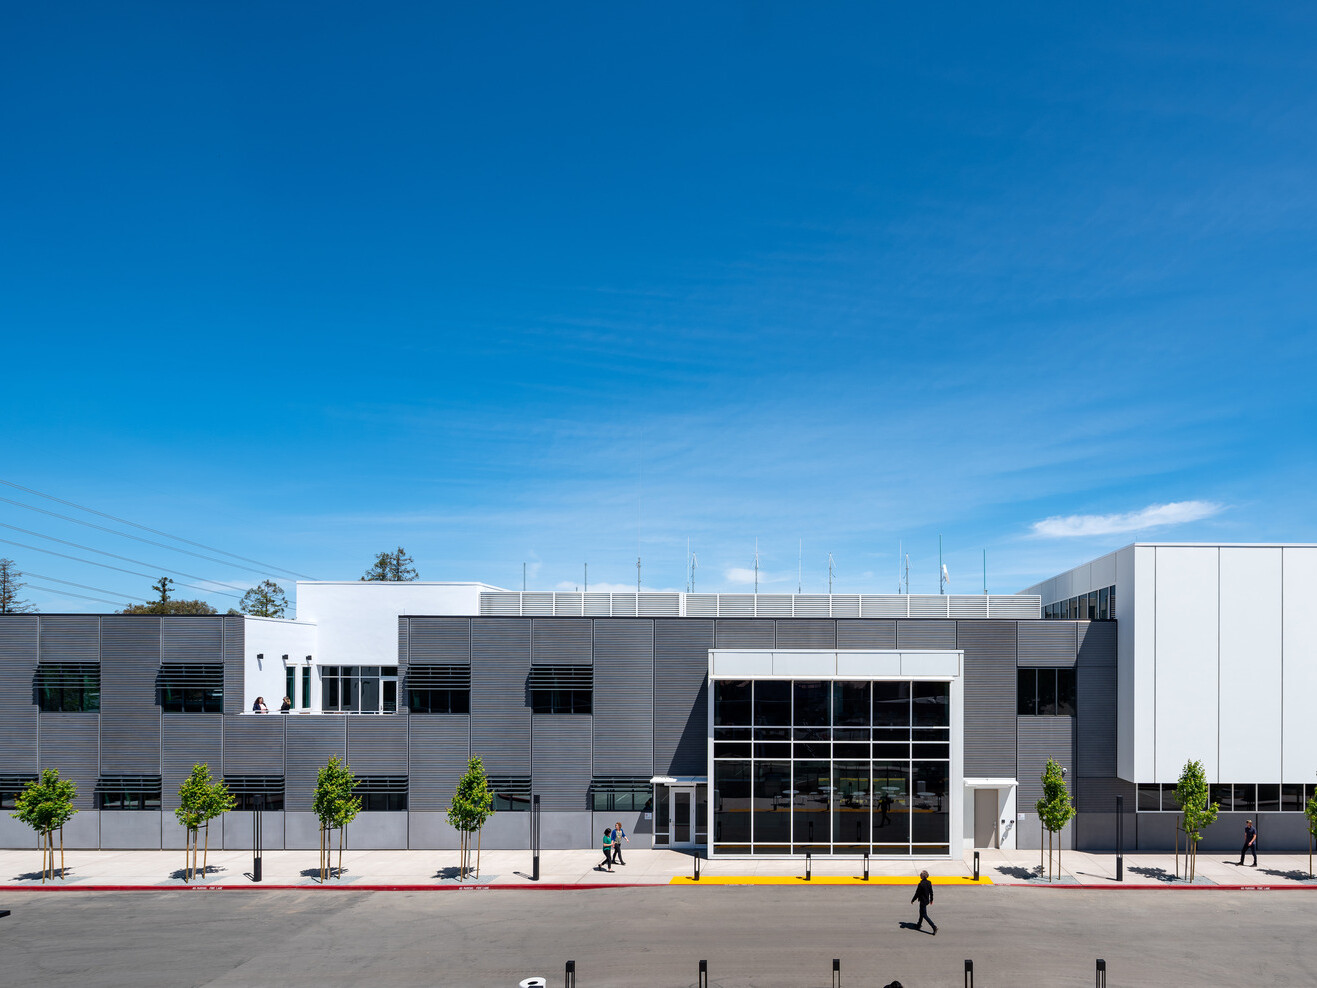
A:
[669, 875, 993, 886]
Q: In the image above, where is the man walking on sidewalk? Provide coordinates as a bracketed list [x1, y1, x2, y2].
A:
[911, 870, 937, 935]
[1237, 819, 1258, 866]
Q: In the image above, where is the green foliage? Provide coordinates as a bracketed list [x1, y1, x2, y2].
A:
[1174, 759, 1218, 842]
[313, 756, 361, 831]
[240, 580, 288, 618]
[1035, 758, 1077, 834]
[175, 763, 235, 833]
[119, 576, 217, 614]
[447, 756, 495, 834]
[12, 768, 78, 836]
[360, 548, 419, 582]
[1305, 790, 1317, 839]
[0, 557, 35, 614]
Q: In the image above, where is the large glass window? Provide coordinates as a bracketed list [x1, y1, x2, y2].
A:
[158, 664, 224, 713]
[712, 677, 953, 857]
[35, 663, 100, 713]
[1017, 668, 1076, 716]
[487, 776, 531, 812]
[407, 664, 471, 714]
[527, 665, 592, 714]
[0, 775, 37, 810]
[354, 776, 407, 812]
[321, 666, 399, 713]
[591, 776, 652, 812]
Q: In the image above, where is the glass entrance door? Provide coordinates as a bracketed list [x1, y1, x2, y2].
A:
[652, 783, 708, 848]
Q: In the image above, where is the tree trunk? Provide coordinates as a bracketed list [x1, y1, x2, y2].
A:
[1040, 819, 1044, 877]
[203, 821, 210, 877]
[319, 825, 325, 882]
[60, 826, 65, 880]
[338, 825, 344, 879]
[476, 826, 482, 879]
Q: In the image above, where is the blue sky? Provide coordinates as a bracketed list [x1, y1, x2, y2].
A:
[3, 3, 1316, 612]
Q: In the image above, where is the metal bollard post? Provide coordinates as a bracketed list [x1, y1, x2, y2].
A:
[252, 794, 263, 883]
[563, 959, 575, 988]
[531, 795, 541, 882]
[863, 851, 869, 881]
[694, 855, 701, 882]
[973, 850, 980, 881]
[1115, 795, 1124, 882]
[964, 959, 974, 988]
[1096, 958, 1107, 987]
[698, 959, 708, 988]
[805, 852, 812, 881]
[831, 957, 841, 987]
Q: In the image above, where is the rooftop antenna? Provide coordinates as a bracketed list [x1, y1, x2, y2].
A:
[983, 549, 987, 595]
[522, 562, 526, 592]
[798, 539, 803, 594]
[753, 539, 759, 594]
[898, 540, 903, 593]
[827, 552, 835, 594]
[685, 538, 690, 593]
[939, 535, 949, 595]
[904, 553, 910, 594]
[636, 555, 641, 593]
[584, 562, 588, 594]
[690, 552, 698, 593]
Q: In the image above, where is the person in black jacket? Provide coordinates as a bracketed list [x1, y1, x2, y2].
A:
[1237, 820, 1258, 866]
[911, 870, 937, 934]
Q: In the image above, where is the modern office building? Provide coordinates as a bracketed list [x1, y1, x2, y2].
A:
[1, 542, 1312, 857]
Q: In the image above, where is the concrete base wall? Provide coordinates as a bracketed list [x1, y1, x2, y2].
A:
[225, 812, 285, 851]
[100, 812, 163, 849]
[1014, 812, 1074, 851]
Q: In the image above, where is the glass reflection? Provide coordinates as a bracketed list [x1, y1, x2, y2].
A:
[793, 681, 830, 726]
[911, 762, 949, 844]
[753, 760, 791, 842]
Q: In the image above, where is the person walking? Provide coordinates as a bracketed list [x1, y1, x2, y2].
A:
[612, 821, 630, 865]
[911, 870, 937, 934]
[597, 828, 614, 872]
[1237, 819, 1258, 866]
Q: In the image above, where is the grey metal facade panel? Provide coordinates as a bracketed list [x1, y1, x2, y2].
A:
[407, 717, 470, 810]
[37, 713, 99, 808]
[1077, 621, 1117, 668]
[714, 620, 775, 648]
[590, 620, 654, 776]
[958, 621, 1017, 778]
[346, 717, 409, 774]
[160, 617, 224, 662]
[532, 618, 593, 664]
[99, 617, 161, 773]
[1017, 717, 1076, 803]
[398, 616, 409, 668]
[222, 616, 244, 715]
[654, 619, 712, 777]
[835, 619, 897, 649]
[1074, 776, 1135, 813]
[161, 714, 223, 810]
[469, 620, 532, 774]
[221, 715, 285, 775]
[773, 619, 837, 650]
[38, 615, 101, 662]
[897, 620, 957, 649]
[1017, 622, 1078, 666]
[284, 717, 347, 811]
[1076, 664, 1117, 778]
[407, 618, 473, 664]
[0, 617, 38, 770]
[531, 715, 593, 811]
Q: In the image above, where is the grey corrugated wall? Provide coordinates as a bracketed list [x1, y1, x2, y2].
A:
[1017, 717, 1076, 804]
[222, 616, 244, 716]
[38, 713, 99, 809]
[0, 616, 38, 773]
[407, 716, 470, 810]
[1018, 622, 1079, 667]
[898, 620, 957, 649]
[222, 715, 285, 775]
[775, 620, 836, 649]
[99, 617, 161, 774]
[408, 618, 471, 663]
[958, 620, 1017, 778]
[531, 715, 593, 811]
[469, 620, 531, 775]
[533, 618, 593, 664]
[654, 619, 712, 776]
[346, 717, 409, 774]
[284, 717, 347, 811]
[836, 620, 897, 649]
[715, 620, 775, 648]
[162, 714, 223, 810]
[38, 615, 100, 662]
[591, 619, 654, 776]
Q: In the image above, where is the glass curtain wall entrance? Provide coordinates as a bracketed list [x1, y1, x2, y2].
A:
[711, 679, 951, 856]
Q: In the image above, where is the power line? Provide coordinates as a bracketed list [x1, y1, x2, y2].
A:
[25, 571, 146, 602]
[0, 494, 289, 580]
[0, 478, 317, 580]
[0, 531, 244, 599]
[1, 537, 239, 599]
[26, 584, 132, 607]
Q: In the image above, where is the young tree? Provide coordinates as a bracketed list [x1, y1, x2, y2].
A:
[175, 763, 235, 882]
[120, 577, 218, 615]
[11, 769, 78, 882]
[447, 756, 495, 879]
[239, 580, 288, 618]
[1174, 759, 1218, 882]
[1035, 758, 1076, 882]
[313, 757, 361, 881]
[1306, 790, 1317, 879]
[0, 557, 35, 614]
[360, 548, 419, 582]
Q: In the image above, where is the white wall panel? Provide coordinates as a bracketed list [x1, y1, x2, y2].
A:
[1218, 548, 1282, 781]
[1122, 546, 1150, 780]
[1153, 547, 1219, 781]
[1282, 548, 1317, 782]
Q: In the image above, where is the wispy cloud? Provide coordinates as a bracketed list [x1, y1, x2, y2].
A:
[1030, 500, 1225, 538]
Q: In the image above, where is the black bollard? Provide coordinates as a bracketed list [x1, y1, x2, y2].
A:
[1096, 958, 1107, 988]
[693, 854, 701, 882]
[973, 850, 980, 881]
[832, 957, 841, 987]
[964, 959, 974, 988]
[805, 852, 812, 881]
[698, 959, 708, 988]
[531, 795, 541, 882]
[252, 794, 263, 883]
[564, 959, 575, 988]
[863, 851, 869, 881]
[1115, 795, 1124, 882]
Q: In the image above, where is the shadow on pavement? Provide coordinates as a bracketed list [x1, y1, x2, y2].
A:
[995, 866, 1038, 880]
[170, 865, 225, 881]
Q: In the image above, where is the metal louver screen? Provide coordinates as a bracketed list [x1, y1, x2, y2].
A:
[526, 666, 593, 689]
[157, 664, 224, 690]
[35, 663, 101, 688]
[97, 775, 162, 794]
[354, 776, 408, 793]
[406, 665, 472, 689]
[224, 775, 284, 796]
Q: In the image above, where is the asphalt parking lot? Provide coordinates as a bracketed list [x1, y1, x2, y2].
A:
[3, 884, 1316, 987]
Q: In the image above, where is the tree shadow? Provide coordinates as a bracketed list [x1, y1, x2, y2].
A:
[170, 864, 225, 881]
[13, 869, 73, 881]
[1127, 864, 1211, 884]
[299, 866, 349, 881]
[1257, 867, 1317, 882]
[436, 866, 486, 880]
[994, 866, 1039, 880]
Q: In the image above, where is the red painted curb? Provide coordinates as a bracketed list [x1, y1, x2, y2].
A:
[0, 882, 653, 892]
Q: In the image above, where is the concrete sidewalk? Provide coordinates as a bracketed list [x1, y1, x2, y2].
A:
[2, 845, 1316, 890]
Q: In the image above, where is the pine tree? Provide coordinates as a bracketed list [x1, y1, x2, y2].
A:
[360, 548, 419, 582]
[240, 580, 288, 618]
[0, 558, 35, 614]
